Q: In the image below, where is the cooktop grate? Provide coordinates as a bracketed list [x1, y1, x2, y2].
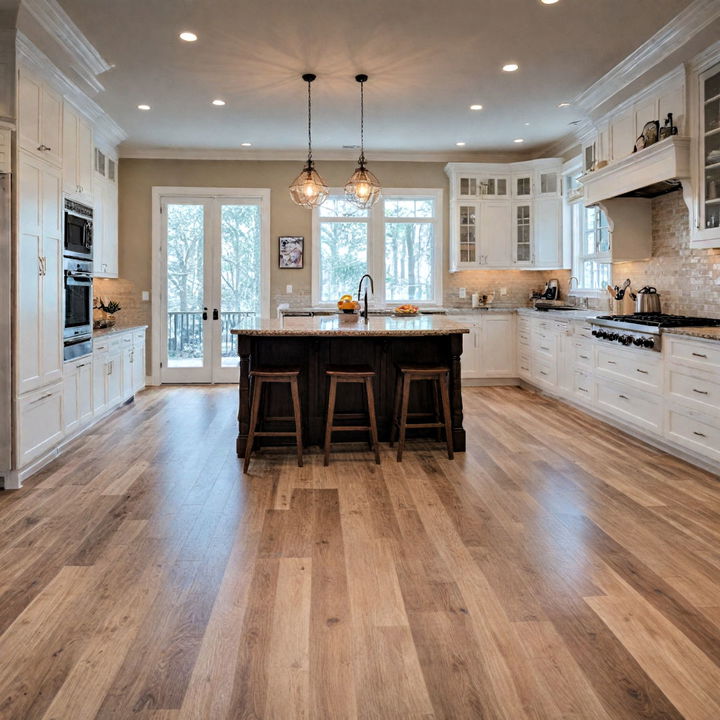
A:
[596, 314, 720, 328]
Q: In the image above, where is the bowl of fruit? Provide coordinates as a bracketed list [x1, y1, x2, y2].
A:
[337, 294, 359, 313]
[394, 304, 419, 317]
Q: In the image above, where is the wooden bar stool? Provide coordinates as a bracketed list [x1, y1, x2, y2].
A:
[323, 365, 381, 466]
[390, 364, 454, 462]
[243, 367, 303, 472]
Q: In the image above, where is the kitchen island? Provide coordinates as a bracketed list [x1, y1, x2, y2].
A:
[231, 315, 470, 456]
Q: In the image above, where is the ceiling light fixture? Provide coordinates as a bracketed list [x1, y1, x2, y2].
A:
[241, 142, 252, 147]
[345, 74, 382, 209]
[540, 0, 560, 4]
[179, 31, 197, 42]
[558, 102, 570, 107]
[289, 74, 328, 209]
[212, 99, 226, 106]
[502, 63, 519, 72]
[513, 138, 525, 143]
[456, 142, 466, 147]
[470, 104, 483, 111]
[137, 104, 151, 111]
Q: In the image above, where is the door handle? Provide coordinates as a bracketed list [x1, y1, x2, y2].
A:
[202, 307, 208, 320]
[213, 309, 219, 320]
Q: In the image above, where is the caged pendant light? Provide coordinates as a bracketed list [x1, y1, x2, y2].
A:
[345, 74, 382, 209]
[289, 73, 329, 209]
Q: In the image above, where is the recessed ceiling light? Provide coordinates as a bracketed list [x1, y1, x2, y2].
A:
[241, 142, 252, 147]
[524, 122, 530, 126]
[137, 104, 151, 111]
[540, 0, 560, 4]
[558, 102, 571, 108]
[502, 63, 519, 72]
[456, 142, 466, 147]
[513, 138, 525, 143]
[179, 31, 197, 42]
[469, 104, 483, 111]
[212, 99, 226, 106]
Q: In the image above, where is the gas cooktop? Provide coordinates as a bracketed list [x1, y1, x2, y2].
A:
[596, 314, 720, 328]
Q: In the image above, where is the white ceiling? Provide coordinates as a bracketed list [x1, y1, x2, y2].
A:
[56, 0, 694, 156]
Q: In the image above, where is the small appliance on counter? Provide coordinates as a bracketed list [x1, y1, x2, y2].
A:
[541, 279, 559, 301]
[635, 286, 662, 314]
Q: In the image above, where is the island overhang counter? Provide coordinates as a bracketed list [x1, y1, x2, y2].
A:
[231, 315, 470, 457]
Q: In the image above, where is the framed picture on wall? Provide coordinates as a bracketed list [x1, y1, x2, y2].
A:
[279, 236, 304, 269]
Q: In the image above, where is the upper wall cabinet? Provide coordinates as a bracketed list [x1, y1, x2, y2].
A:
[93, 146, 119, 278]
[691, 54, 720, 248]
[446, 160, 565, 271]
[63, 104, 94, 205]
[17, 68, 63, 168]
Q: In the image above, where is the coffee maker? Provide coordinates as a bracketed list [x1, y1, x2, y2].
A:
[541, 278, 560, 301]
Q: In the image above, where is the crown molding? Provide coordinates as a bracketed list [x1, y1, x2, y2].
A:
[118, 146, 530, 163]
[688, 37, 720, 71]
[573, 0, 720, 114]
[22, 0, 112, 94]
[16, 32, 127, 146]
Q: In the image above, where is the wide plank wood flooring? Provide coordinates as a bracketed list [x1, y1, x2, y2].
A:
[1, 385, 719, 719]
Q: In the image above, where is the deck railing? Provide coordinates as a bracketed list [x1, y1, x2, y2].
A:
[167, 311, 255, 359]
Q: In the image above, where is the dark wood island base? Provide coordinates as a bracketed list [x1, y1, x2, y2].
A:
[232, 316, 470, 457]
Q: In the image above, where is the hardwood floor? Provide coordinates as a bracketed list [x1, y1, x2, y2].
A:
[1, 385, 719, 719]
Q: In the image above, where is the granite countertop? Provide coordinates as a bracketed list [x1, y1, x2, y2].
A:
[231, 315, 470, 337]
[663, 327, 720, 342]
[516, 307, 602, 319]
[93, 324, 148, 338]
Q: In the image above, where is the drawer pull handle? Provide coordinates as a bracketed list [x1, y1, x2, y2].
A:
[692, 352, 707, 359]
[693, 431, 706, 438]
[579, 354, 589, 360]
[618, 394, 629, 400]
[607, 360, 617, 365]
[540, 346, 550, 352]
[692, 388, 709, 395]
[578, 387, 588, 393]
[30, 392, 53, 405]
[540, 370, 548, 376]
[76, 362, 87, 369]
[636, 369, 648, 374]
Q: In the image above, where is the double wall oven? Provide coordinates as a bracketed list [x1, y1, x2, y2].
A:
[63, 199, 94, 361]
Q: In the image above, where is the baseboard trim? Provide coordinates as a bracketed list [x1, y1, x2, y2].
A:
[462, 377, 521, 387]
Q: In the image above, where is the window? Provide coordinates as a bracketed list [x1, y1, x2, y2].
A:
[313, 189, 443, 305]
[571, 202, 611, 291]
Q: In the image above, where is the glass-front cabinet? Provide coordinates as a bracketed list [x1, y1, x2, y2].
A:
[458, 204, 478, 265]
[701, 62, 720, 232]
[513, 204, 532, 264]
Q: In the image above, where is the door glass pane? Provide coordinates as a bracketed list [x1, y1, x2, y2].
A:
[166, 203, 205, 368]
[220, 203, 261, 366]
[385, 222, 434, 302]
[319, 221, 368, 301]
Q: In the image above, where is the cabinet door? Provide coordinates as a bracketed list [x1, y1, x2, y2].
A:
[107, 351, 123, 406]
[17, 383, 64, 467]
[457, 203, 479, 266]
[460, 326, 481, 378]
[40, 86, 63, 167]
[133, 340, 146, 392]
[480, 201, 512, 267]
[458, 176, 479, 198]
[77, 360, 94, 424]
[93, 351, 108, 415]
[699, 62, 720, 238]
[102, 178, 118, 276]
[533, 198, 562, 268]
[62, 104, 78, 195]
[513, 175, 532, 198]
[537, 171, 560, 196]
[93, 177, 105, 274]
[77, 116, 94, 202]
[512, 203, 532, 265]
[480, 315, 516, 377]
[63, 367, 79, 433]
[17, 70, 42, 156]
[122, 345, 133, 400]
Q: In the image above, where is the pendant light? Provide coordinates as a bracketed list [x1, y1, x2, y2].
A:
[289, 73, 328, 209]
[345, 74, 382, 209]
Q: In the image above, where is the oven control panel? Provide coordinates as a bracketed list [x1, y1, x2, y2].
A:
[590, 327, 659, 351]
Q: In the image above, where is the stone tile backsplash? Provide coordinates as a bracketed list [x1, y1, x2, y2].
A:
[94, 277, 150, 328]
[613, 190, 720, 318]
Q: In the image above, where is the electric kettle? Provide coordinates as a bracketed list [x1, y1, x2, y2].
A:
[635, 286, 662, 314]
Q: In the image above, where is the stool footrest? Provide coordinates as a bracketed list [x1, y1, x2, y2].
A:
[330, 425, 372, 432]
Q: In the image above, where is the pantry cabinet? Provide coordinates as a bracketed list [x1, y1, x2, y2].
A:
[446, 160, 565, 271]
[62, 103, 94, 204]
[17, 68, 63, 167]
[93, 148, 119, 277]
[17, 151, 63, 395]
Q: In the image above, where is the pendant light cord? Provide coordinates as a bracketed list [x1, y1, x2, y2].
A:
[307, 79, 313, 167]
[359, 78, 365, 166]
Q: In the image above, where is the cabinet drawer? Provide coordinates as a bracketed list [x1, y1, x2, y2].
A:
[518, 316, 530, 334]
[109, 333, 134, 352]
[518, 330, 530, 347]
[595, 348, 662, 391]
[552, 321, 569, 334]
[666, 406, 720, 463]
[17, 383, 64, 466]
[573, 370, 593, 403]
[134, 330, 147, 344]
[533, 334, 556, 360]
[518, 351, 531, 378]
[596, 380, 663, 433]
[533, 359, 556, 387]
[572, 340, 593, 369]
[667, 366, 720, 416]
[665, 337, 720, 372]
[574, 321, 594, 340]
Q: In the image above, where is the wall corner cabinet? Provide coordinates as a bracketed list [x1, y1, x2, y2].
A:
[445, 160, 566, 272]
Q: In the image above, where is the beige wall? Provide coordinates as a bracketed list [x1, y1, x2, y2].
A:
[111, 158, 571, 370]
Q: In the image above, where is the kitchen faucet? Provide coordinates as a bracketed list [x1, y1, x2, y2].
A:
[358, 273, 374, 322]
[568, 276, 579, 296]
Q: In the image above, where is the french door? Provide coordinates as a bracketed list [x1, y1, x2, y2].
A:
[157, 189, 269, 384]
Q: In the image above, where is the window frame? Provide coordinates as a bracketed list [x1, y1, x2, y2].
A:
[311, 187, 444, 307]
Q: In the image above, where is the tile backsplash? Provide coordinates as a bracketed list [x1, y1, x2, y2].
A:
[94, 277, 150, 328]
[613, 190, 720, 318]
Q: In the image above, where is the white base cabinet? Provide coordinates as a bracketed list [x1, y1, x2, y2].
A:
[457, 313, 516, 379]
[63, 357, 93, 434]
[17, 382, 64, 468]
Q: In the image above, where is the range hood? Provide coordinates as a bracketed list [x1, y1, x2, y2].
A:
[580, 136, 691, 206]
[579, 137, 693, 263]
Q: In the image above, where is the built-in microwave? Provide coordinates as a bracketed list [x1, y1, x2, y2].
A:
[64, 198, 93, 261]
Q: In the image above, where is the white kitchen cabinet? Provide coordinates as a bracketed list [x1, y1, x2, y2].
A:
[513, 173, 532, 198]
[533, 198, 563, 268]
[17, 152, 63, 395]
[512, 203, 532, 265]
[106, 349, 123, 407]
[481, 314, 516, 377]
[63, 357, 93, 434]
[16, 382, 64, 468]
[93, 169, 119, 277]
[62, 103, 93, 204]
[461, 323, 481, 378]
[17, 68, 63, 167]
[666, 404, 720, 463]
[132, 333, 146, 392]
[480, 201, 512, 267]
[0, 128, 11, 173]
[92, 341, 109, 416]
